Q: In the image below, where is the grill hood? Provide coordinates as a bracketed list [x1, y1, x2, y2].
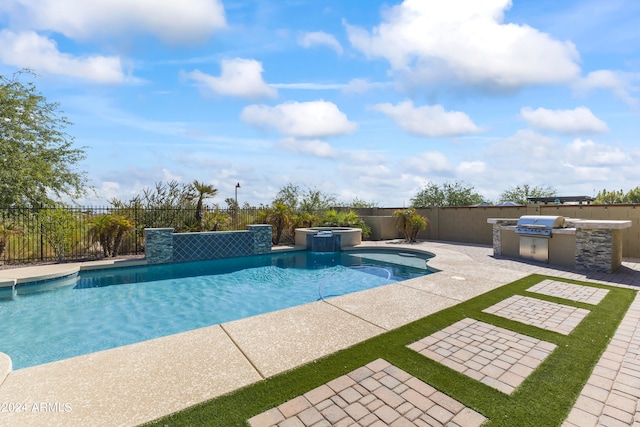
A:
[516, 215, 566, 229]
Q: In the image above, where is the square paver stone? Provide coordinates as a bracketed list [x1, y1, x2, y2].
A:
[247, 358, 486, 427]
[408, 318, 557, 395]
[527, 279, 609, 305]
[482, 295, 590, 335]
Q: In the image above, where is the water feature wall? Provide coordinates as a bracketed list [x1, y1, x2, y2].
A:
[307, 231, 341, 252]
[145, 225, 272, 264]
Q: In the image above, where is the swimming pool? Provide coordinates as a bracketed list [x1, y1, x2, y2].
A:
[0, 249, 432, 369]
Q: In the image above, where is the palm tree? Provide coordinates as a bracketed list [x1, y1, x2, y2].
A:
[191, 180, 218, 231]
[409, 214, 428, 242]
[266, 202, 292, 245]
[88, 214, 134, 257]
[393, 208, 428, 242]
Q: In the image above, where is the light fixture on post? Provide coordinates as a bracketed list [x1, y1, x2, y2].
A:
[234, 182, 241, 230]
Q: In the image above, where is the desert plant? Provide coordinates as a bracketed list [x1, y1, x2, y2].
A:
[319, 209, 372, 240]
[190, 180, 218, 231]
[393, 208, 428, 242]
[0, 222, 23, 262]
[36, 207, 77, 262]
[409, 213, 428, 242]
[266, 202, 292, 245]
[203, 209, 232, 231]
[88, 213, 134, 257]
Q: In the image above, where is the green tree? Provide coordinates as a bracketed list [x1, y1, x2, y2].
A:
[411, 181, 484, 207]
[273, 183, 336, 215]
[594, 189, 625, 204]
[111, 180, 195, 232]
[273, 183, 300, 211]
[37, 207, 77, 262]
[340, 197, 378, 208]
[499, 184, 557, 205]
[592, 187, 640, 204]
[299, 187, 336, 215]
[1, 70, 87, 206]
[190, 180, 218, 231]
[624, 187, 640, 203]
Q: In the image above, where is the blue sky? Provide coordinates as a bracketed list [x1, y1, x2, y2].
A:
[1, 0, 639, 207]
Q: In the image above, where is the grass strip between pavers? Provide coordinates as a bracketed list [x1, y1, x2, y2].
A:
[145, 274, 636, 427]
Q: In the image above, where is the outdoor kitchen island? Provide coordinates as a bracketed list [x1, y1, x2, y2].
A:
[488, 216, 632, 273]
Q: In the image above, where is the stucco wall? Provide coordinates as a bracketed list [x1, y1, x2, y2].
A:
[357, 204, 640, 258]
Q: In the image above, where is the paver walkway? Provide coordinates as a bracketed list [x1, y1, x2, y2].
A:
[563, 292, 640, 427]
[527, 279, 609, 305]
[482, 295, 590, 335]
[249, 246, 640, 426]
[248, 359, 487, 427]
[407, 318, 556, 395]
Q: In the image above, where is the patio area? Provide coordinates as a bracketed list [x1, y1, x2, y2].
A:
[0, 240, 639, 426]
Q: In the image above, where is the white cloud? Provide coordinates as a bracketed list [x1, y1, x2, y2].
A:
[270, 82, 345, 90]
[298, 31, 343, 54]
[481, 130, 631, 191]
[456, 161, 486, 175]
[405, 151, 453, 175]
[341, 78, 390, 94]
[520, 106, 608, 134]
[0, 30, 127, 84]
[277, 137, 338, 158]
[566, 139, 629, 166]
[347, 150, 388, 164]
[561, 162, 611, 182]
[574, 70, 639, 108]
[1, 0, 226, 44]
[371, 100, 481, 137]
[240, 100, 357, 138]
[345, 0, 580, 91]
[493, 129, 557, 160]
[186, 58, 277, 99]
[339, 164, 395, 182]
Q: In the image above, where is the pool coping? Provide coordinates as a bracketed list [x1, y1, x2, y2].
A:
[0, 241, 638, 426]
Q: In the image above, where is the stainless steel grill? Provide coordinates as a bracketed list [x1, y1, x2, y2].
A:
[515, 215, 565, 238]
[515, 215, 566, 262]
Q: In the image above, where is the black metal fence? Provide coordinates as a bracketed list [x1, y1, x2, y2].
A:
[0, 206, 265, 265]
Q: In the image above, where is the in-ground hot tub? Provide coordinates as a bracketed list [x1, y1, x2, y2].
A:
[294, 227, 362, 249]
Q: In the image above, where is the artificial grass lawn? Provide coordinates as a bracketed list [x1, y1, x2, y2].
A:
[146, 274, 636, 427]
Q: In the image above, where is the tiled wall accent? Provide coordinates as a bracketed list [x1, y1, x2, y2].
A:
[145, 228, 174, 264]
[173, 231, 254, 262]
[145, 225, 273, 264]
[247, 225, 273, 254]
[575, 228, 613, 273]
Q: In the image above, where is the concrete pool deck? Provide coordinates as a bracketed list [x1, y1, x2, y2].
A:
[0, 240, 639, 426]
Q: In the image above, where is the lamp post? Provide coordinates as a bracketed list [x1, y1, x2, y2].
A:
[234, 182, 240, 229]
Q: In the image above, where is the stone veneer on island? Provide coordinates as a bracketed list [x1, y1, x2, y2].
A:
[488, 218, 632, 273]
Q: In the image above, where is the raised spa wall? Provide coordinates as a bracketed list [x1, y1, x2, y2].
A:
[145, 225, 272, 265]
[294, 227, 362, 250]
[488, 218, 632, 273]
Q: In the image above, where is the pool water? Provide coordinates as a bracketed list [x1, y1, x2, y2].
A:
[0, 249, 431, 369]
